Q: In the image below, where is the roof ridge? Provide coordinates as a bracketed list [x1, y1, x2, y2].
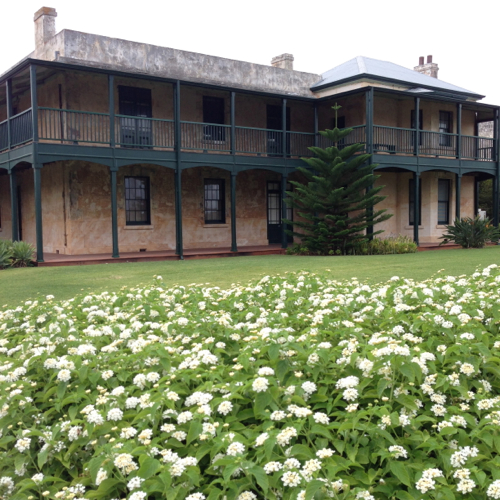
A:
[356, 56, 367, 74]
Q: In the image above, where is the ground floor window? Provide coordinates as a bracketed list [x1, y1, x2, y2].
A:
[438, 179, 451, 225]
[125, 176, 151, 225]
[204, 179, 225, 224]
[409, 178, 421, 226]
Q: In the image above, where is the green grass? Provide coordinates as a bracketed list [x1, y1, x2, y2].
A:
[1, 247, 500, 308]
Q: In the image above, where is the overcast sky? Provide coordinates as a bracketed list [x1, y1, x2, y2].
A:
[1, 0, 499, 105]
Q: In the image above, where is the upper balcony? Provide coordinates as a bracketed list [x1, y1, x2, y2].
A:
[0, 65, 497, 167]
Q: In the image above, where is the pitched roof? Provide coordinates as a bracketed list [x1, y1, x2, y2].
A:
[312, 56, 483, 98]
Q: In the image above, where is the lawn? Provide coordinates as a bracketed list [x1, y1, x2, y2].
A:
[1, 247, 500, 308]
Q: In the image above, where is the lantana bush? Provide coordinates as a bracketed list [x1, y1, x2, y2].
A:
[1, 265, 500, 499]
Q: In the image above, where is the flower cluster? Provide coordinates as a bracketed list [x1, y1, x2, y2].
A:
[0, 265, 500, 499]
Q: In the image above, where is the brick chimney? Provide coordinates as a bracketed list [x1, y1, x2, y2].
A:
[414, 55, 439, 78]
[271, 53, 294, 71]
[34, 7, 57, 49]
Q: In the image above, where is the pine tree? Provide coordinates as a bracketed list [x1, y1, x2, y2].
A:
[285, 108, 392, 255]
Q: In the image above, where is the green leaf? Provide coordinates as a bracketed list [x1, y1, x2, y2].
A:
[207, 487, 223, 500]
[377, 378, 389, 397]
[305, 479, 324, 500]
[37, 448, 49, 469]
[254, 392, 272, 416]
[276, 359, 289, 383]
[187, 419, 203, 445]
[399, 363, 415, 381]
[394, 490, 416, 500]
[137, 456, 161, 479]
[249, 466, 269, 493]
[396, 395, 418, 412]
[290, 444, 314, 459]
[86, 479, 120, 499]
[268, 344, 280, 361]
[223, 463, 241, 482]
[390, 461, 411, 487]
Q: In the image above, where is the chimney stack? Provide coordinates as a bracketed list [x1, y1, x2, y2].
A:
[34, 7, 57, 49]
[271, 53, 294, 71]
[414, 55, 439, 78]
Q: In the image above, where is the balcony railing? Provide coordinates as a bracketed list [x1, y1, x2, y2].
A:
[0, 120, 7, 152]
[462, 135, 494, 161]
[317, 125, 366, 151]
[181, 122, 231, 152]
[0, 112, 496, 163]
[116, 115, 174, 149]
[40, 108, 110, 144]
[10, 109, 33, 147]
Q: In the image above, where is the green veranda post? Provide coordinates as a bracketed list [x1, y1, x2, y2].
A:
[285, 107, 392, 255]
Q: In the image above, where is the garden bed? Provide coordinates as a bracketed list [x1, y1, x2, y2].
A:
[1, 266, 500, 499]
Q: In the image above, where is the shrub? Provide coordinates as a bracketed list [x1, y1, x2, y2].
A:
[440, 216, 500, 248]
[1, 267, 500, 499]
[11, 241, 35, 267]
[288, 235, 417, 256]
[0, 241, 12, 269]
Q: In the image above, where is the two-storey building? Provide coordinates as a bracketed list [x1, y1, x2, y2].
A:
[0, 7, 498, 263]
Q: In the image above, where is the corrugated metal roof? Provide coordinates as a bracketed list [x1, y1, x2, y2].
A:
[312, 56, 480, 97]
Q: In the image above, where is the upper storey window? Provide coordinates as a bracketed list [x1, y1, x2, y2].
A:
[118, 86, 153, 148]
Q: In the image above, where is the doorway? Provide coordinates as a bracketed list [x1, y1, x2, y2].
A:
[267, 181, 293, 244]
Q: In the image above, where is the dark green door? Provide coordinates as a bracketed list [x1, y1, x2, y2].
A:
[266, 105, 290, 156]
[267, 181, 293, 244]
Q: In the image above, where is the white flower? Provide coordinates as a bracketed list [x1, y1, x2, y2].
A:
[101, 370, 114, 380]
[258, 367, 274, 376]
[282, 471, 302, 487]
[32, 473, 44, 484]
[336, 376, 360, 389]
[487, 480, 500, 499]
[301, 381, 317, 394]
[120, 427, 137, 439]
[313, 412, 329, 424]
[460, 363, 475, 376]
[95, 468, 107, 485]
[107, 408, 123, 421]
[388, 445, 408, 459]
[218, 401, 233, 415]
[252, 377, 269, 393]
[57, 369, 71, 382]
[264, 461, 283, 473]
[270, 410, 286, 421]
[342, 388, 358, 401]
[227, 442, 245, 456]
[316, 448, 334, 458]
[127, 477, 145, 491]
[15, 438, 31, 453]
[255, 432, 269, 446]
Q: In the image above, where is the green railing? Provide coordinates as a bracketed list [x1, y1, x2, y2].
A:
[39, 108, 110, 144]
[317, 125, 366, 151]
[181, 122, 231, 152]
[116, 115, 174, 149]
[10, 109, 33, 147]
[0, 120, 7, 151]
[373, 125, 414, 154]
[462, 135, 494, 161]
[0, 111, 497, 164]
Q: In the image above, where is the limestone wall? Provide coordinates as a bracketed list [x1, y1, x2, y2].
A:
[374, 171, 475, 243]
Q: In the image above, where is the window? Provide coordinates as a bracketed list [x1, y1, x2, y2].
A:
[439, 111, 452, 147]
[438, 179, 450, 225]
[409, 178, 422, 226]
[203, 96, 225, 142]
[125, 177, 151, 225]
[204, 179, 225, 224]
[410, 109, 423, 146]
[118, 86, 152, 148]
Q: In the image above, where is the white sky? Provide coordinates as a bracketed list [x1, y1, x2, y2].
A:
[1, 0, 499, 105]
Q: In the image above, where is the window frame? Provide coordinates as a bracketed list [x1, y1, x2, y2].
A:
[203, 96, 226, 142]
[439, 111, 453, 147]
[409, 178, 422, 226]
[437, 178, 451, 225]
[204, 178, 226, 224]
[124, 176, 151, 226]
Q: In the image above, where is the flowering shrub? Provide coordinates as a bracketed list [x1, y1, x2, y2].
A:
[1, 266, 500, 499]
